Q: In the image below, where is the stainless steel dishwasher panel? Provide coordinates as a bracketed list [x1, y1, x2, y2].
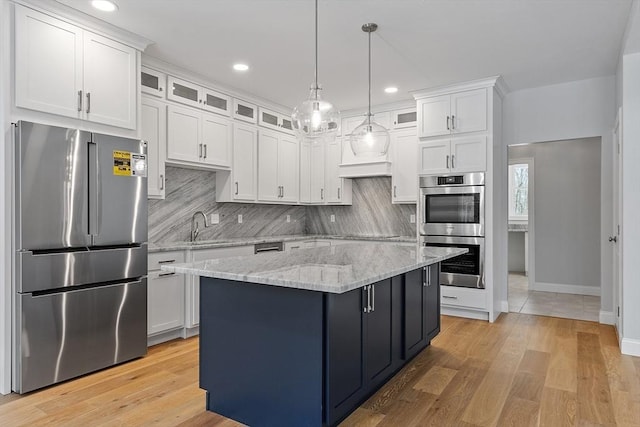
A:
[254, 241, 284, 254]
[15, 279, 147, 394]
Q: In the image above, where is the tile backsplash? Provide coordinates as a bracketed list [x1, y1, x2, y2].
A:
[148, 167, 305, 243]
[148, 167, 416, 243]
[306, 177, 416, 237]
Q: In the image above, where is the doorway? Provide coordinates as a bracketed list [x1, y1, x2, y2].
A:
[506, 138, 602, 321]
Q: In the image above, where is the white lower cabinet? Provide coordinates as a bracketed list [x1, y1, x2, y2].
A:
[391, 128, 418, 203]
[186, 246, 254, 328]
[148, 251, 185, 341]
[440, 286, 487, 310]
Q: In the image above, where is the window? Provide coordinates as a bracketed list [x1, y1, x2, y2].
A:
[509, 163, 528, 220]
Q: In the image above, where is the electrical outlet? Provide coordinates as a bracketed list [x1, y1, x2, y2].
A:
[286, 215, 291, 223]
[238, 214, 243, 224]
[330, 214, 335, 223]
[410, 214, 416, 224]
[210, 213, 220, 224]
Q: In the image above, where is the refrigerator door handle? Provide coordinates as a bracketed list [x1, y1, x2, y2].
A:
[88, 140, 100, 239]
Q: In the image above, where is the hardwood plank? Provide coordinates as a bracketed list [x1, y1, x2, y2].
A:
[338, 407, 386, 427]
[545, 334, 578, 392]
[496, 396, 540, 427]
[509, 371, 545, 403]
[412, 365, 458, 395]
[577, 360, 617, 425]
[539, 387, 577, 427]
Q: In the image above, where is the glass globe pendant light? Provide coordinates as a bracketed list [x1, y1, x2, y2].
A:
[350, 23, 390, 157]
[291, 0, 340, 140]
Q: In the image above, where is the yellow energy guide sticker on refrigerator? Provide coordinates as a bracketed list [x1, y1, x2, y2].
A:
[113, 150, 132, 176]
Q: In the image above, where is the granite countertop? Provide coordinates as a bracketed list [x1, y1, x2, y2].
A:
[161, 243, 467, 294]
[148, 234, 417, 252]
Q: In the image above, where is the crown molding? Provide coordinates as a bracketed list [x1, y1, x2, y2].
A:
[411, 76, 509, 99]
[12, 0, 153, 51]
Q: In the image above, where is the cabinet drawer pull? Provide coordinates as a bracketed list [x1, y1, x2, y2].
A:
[442, 295, 458, 300]
[235, 182, 239, 195]
[371, 284, 375, 312]
[158, 272, 175, 277]
[393, 185, 397, 198]
[203, 144, 207, 159]
[77, 90, 83, 112]
[321, 188, 324, 200]
[446, 115, 450, 130]
[158, 259, 176, 264]
[86, 92, 91, 114]
[451, 115, 455, 130]
[160, 174, 164, 190]
[446, 155, 450, 169]
[337, 188, 341, 200]
[199, 143, 203, 158]
[451, 154, 455, 169]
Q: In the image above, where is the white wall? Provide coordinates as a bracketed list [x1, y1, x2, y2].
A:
[502, 76, 615, 313]
[0, 0, 10, 395]
[508, 231, 526, 272]
[621, 52, 640, 354]
[509, 139, 601, 292]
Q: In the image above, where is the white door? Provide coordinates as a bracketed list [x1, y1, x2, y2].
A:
[391, 129, 418, 203]
[15, 5, 83, 119]
[418, 139, 450, 175]
[167, 105, 201, 164]
[83, 32, 136, 129]
[141, 97, 166, 199]
[612, 109, 622, 339]
[201, 113, 231, 168]
[418, 95, 451, 138]
[310, 143, 325, 203]
[258, 130, 280, 202]
[325, 139, 342, 203]
[451, 88, 487, 135]
[278, 135, 299, 203]
[299, 142, 311, 203]
[450, 136, 487, 172]
[232, 123, 257, 201]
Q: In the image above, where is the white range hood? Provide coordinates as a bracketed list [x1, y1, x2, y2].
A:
[338, 143, 391, 178]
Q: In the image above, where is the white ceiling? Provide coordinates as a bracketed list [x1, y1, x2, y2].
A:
[56, 0, 633, 111]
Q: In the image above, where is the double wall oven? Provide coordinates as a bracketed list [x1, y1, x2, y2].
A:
[419, 173, 485, 289]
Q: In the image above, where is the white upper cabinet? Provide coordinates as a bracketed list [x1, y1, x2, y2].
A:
[167, 76, 231, 117]
[83, 32, 136, 129]
[418, 136, 487, 175]
[15, 5, 137, 129]
[201, 113, 232, 168]
[417, 88, 486, 138]
[391, 108, 418, 130]
[141, 67, 166, 98]
[258, 107, 294, 134]
[233, 99, 257, 124]
[310, 143, 326, 203]
[391, 128, 418, 203]
[341, 115, 365, 137]
[325, 139, 352, 204]
[299, 142, 311, 203]
[257, 129, 299, 203]
[231, 123, 258, 201]
[141, 97, 167, 199]
[167, 104, 231, 168]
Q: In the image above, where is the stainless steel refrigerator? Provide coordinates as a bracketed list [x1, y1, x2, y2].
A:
[13, 121, 148, 393]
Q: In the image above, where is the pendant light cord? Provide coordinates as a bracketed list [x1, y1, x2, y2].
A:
[368, 28, 371, 125]
[314, 0, 318, 90]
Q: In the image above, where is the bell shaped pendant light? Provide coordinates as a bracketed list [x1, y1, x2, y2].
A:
[350, 23, 390, 157]
[291, 0, 340, 140]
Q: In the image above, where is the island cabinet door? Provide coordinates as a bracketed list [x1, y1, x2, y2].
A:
[364, 278, 395, 388]
[424, 265, 441, 341]
[325, 288, 366, 426]
[404, 268, 427, 360]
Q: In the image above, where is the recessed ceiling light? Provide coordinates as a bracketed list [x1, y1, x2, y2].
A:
[233, 63, 249, 72]
[91, 0, 118, 12]
[384, 87, 398, 94]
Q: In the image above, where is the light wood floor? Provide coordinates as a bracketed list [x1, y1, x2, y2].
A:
[1, 314, 638, 426]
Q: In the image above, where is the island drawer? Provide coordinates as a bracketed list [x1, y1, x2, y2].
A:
[440, 285, 487, 310]
[149, 251, 185, 272]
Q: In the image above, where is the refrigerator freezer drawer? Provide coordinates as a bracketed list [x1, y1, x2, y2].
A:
[14, 279, 147, 394]
[18, 245, 147, 293]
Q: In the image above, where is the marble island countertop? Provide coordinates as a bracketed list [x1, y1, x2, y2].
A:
[161, 243, 467, 294]
[149, 234, 417, 252]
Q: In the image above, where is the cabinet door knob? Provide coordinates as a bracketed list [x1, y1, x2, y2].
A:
[159, 87, 163, 92]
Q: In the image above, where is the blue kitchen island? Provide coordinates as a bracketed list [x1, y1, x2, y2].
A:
[163, 243, 467, 427]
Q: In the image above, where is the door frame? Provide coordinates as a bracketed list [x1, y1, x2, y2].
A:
[612, 108, 623, 341]
[507, 155, 535, 294]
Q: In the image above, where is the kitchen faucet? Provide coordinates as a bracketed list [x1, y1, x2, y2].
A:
[190, 211, 209, 242]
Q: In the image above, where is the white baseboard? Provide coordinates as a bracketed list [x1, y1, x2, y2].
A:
[621, 338, 640, 357]
[441, 306, 489, 322]
[599, 311, 616, 325]
[532, 282, 600, 296]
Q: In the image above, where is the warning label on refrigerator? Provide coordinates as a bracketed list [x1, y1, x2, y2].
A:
[113, 151, 147, 177]
[113, 151, 131, 176]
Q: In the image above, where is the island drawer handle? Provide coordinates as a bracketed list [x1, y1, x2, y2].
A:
[158, 260, 176, 264]
[158, 272, 175, 277]
[371, 284, 375, 312]
[442, 295, 458, 300]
